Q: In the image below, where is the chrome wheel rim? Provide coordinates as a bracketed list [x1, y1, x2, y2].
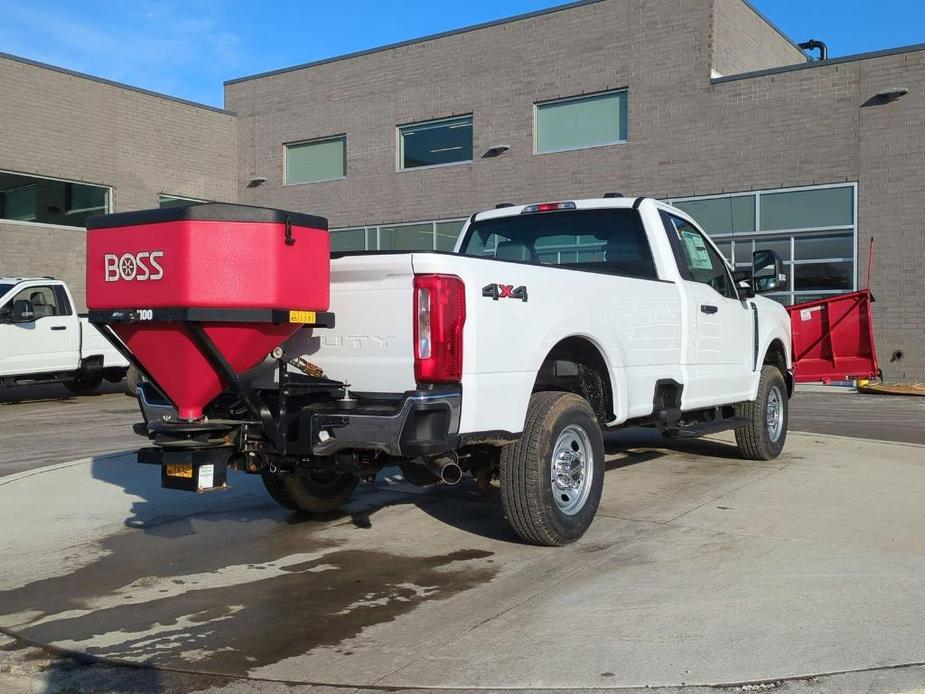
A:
[767, 385, 784, 443]
[551, 424, 593, 516]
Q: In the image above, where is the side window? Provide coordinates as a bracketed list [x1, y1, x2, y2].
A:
[661, 213, 737, 299]
[11, 286, 61, 319]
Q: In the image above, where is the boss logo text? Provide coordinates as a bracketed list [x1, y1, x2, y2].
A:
[104, 252, 165, 282]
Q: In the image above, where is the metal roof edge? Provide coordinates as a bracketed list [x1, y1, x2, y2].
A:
[0, 51, 234, 116]
[224, 0, 608, 85]
[712, 42, 925, 83]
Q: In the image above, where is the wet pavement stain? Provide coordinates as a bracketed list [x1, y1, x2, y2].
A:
[0, 503, 497, 677]
[5, 547, 496, 676]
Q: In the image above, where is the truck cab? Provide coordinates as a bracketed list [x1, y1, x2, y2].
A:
[0, 277, 128, 393]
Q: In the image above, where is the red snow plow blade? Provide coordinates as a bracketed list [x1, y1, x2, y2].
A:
[787, 289, 879, 384]
[85, 203, 332, 419]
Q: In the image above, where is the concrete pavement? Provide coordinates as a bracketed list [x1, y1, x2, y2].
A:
[0, 383, 138, 476]
[789, 390, 925, 445]
[2, 431, 925, 690]
[2, 386, 922, 479]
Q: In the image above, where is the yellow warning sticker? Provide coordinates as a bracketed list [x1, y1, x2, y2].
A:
[166, 463, 193, 479]
[289, 310, 317, 324]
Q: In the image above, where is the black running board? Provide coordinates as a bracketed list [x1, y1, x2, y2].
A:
[662, 417, 749, 439]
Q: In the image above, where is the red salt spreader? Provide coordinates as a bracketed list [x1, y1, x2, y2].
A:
[87, 203, 343, 491]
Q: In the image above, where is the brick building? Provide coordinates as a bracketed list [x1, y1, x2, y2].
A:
[2, 0, 923, 380]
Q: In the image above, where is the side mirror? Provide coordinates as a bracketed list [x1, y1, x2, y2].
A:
[10, 299, 35, 323]
[752, 249, 786, 294]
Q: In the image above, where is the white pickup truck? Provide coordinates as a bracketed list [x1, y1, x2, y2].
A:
[0, 278, 129, 394]
[132, 196, 792, 546]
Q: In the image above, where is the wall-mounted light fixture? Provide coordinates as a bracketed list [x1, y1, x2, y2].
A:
[483, 144, 510, 158]
[246, 176, 267, 188]
[875, 87, 909, 102]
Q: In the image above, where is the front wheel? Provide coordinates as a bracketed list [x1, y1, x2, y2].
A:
[735, 365, 789, 460]
[500, 391, 605, 546]
[64, 371, 103, 396]
[261, 470, 358, 514]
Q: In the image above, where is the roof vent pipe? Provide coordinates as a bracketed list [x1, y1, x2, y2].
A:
[798, 39, 828, 61]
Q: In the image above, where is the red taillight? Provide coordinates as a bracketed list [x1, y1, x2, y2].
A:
[413, 274, 466, 383]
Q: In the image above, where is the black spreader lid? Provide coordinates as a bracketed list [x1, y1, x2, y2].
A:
[87, 202, 328, 231]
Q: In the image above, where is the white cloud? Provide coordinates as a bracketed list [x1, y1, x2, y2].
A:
[1, 1, 244, 106]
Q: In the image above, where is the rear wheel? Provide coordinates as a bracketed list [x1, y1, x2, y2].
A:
[261, 469, 358, 514]
[500, 391, 604, 546]
[64, 371, 103, 396]
[735, 365, 789, 460]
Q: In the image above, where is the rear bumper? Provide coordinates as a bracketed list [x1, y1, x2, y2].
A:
[136, 382, 462, 459]
[307, 386, 461, 457]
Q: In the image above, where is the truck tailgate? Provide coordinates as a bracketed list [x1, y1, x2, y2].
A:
[283, 254, 417, 393]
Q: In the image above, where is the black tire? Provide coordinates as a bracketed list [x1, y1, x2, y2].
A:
[500, 391, 605, 546]
[64, 372, 103, 396]
[104, 367, 127, 384]
[261, 470, 358, 514]
[125, 365, 144, 396]
[735, 365, 789, 460]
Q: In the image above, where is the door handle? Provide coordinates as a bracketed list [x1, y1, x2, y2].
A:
[700, 304, 718, 314]
[51, 325, 67, 331]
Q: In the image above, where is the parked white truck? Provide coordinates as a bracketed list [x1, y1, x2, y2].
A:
[128, 197, 792, 545]
[0, 278, 129, 394]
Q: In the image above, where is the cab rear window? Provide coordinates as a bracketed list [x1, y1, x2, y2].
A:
[460, 209, 658, 280]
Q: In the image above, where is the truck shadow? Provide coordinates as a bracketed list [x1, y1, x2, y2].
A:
[0, 381, 126, 405]
[88, 428, 744, 545]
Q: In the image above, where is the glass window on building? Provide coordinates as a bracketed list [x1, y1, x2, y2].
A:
[435, 220, 465, 251]
[668, 184, 857, 305]
[535, 90, 628, 154]
[399, 116, 473, 170]
[672, 195, 755, 236]
[379, 223, 435, 251]
[330, 218, 467, 253]
[760, 186, 854, 230]
[159, 194, 205, 208]
[285, 136, 346, 184]
[330, 228, 366, 252]
[0, 171, 110, 227]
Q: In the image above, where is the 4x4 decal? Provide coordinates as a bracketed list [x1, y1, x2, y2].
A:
[482, 283, 528, 302]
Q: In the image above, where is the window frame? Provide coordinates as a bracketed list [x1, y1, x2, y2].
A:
[397, 114, 474, 172]
[533, 88, 629, 155]
[283, 134, 347, 186]
[0, 169, 112, 230]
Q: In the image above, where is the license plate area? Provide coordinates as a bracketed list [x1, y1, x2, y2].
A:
[143, 448, 229, 492]
[166, 463, 193, 478]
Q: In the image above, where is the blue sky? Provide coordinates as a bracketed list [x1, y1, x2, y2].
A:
[1, 0, 921, 108]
